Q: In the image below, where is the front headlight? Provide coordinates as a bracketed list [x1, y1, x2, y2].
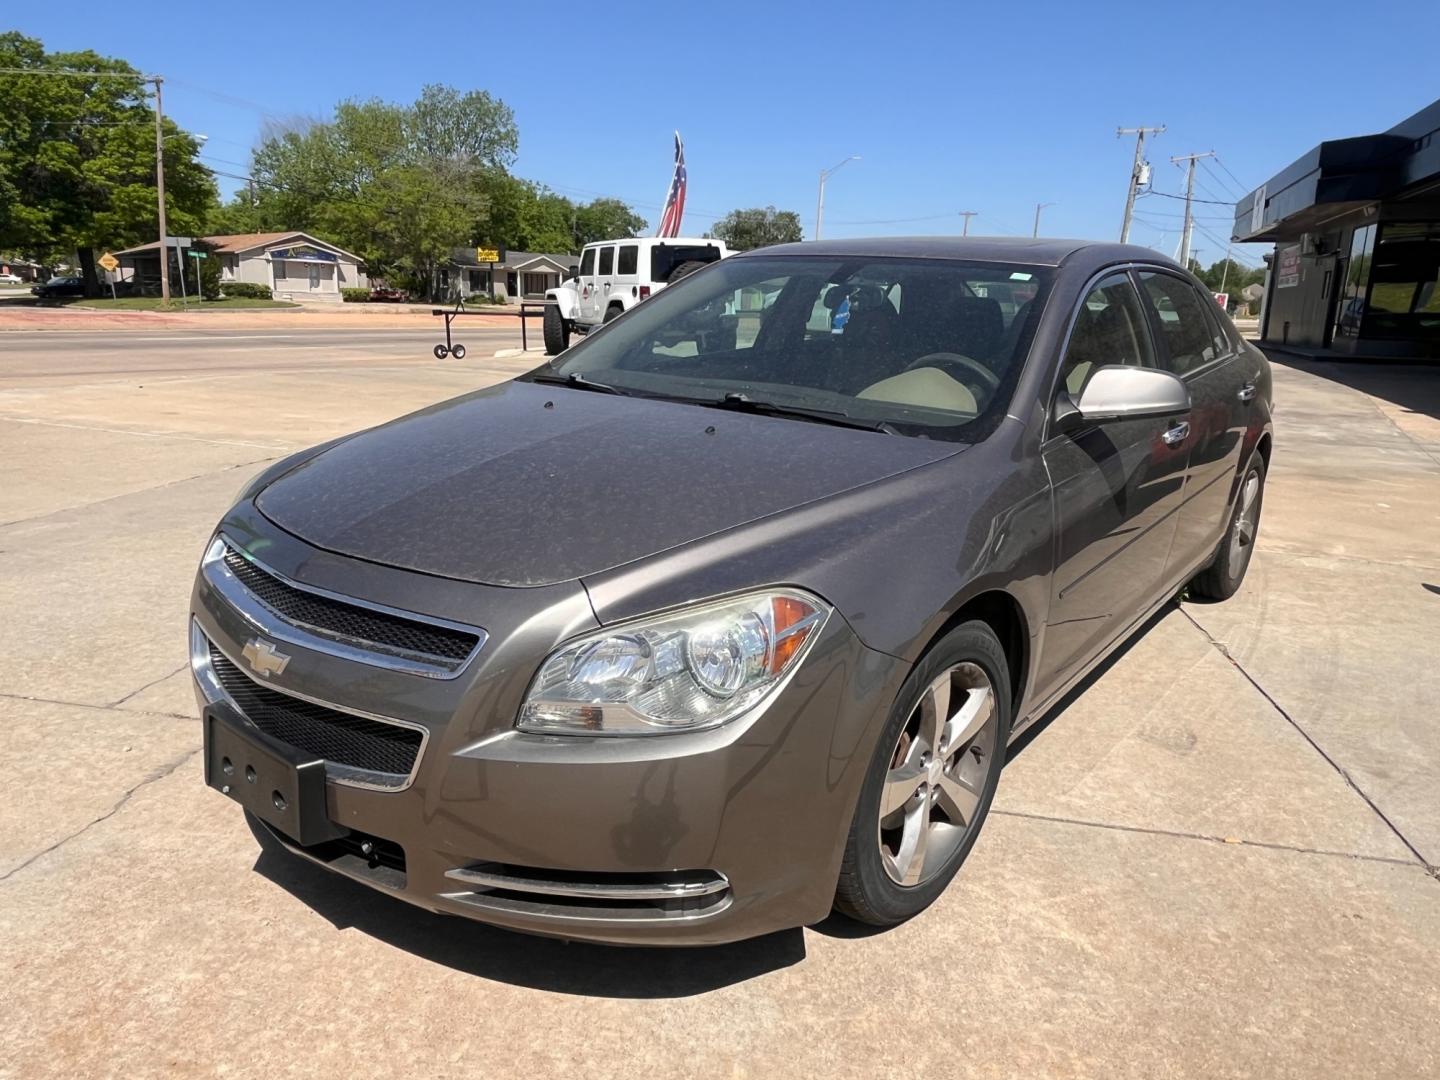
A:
[518, 590, 831, 736]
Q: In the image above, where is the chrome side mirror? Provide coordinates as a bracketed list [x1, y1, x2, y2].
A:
[1062, 365, 1190, 429]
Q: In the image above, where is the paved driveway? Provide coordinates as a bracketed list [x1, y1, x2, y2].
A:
[1, 339, 1437, 1078]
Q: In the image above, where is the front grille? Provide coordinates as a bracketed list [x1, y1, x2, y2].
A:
[221, 545, 479, 664]
[210, 645, 423, 783]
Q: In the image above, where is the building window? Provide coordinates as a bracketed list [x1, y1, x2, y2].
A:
[1361, 222, 1440, 340]
[273, 259, 286, 280]
[1333, 224, 1375, 342]
[469, 270, 482, 291]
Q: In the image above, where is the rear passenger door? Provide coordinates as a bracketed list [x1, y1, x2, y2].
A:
[614, 243, 640, 309]
[577, 246, 600, 323]
[1136, 270, 1248, 578]
[1037, 272, 1191, 692]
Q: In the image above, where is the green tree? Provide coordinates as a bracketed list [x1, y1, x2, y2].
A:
[0, 32, 216, 294]
[243, 86, 517, 297]
[711, 206, 803, 251]
[573, 198, 647, 248]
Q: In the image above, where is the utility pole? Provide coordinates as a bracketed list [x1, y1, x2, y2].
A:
[1117, 125, 1165, 243]
[1032, 202, 1055, 238]
[814, 155, 860, 241]
[1170, 151, 1216, 269]
[151, 75, 170, 303]
[1219, 243, 1233, 293]
[958, 210, 978, 237]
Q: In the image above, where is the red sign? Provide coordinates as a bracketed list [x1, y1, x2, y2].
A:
[1213, 292, 1229, 309]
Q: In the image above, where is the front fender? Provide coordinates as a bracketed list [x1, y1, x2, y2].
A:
[546, 287, 579, 320]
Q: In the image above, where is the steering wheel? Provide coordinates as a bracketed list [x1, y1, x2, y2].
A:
[903, 352, 1001, 394]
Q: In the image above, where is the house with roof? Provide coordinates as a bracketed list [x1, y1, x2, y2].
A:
[113, 231, 367, 302]
[444, 248, 579, 304]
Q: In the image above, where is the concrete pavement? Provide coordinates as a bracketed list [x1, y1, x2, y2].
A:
[1, 335, 1438, 1078]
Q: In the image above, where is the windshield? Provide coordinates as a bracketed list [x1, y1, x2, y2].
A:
[533, 255, 1051, 440]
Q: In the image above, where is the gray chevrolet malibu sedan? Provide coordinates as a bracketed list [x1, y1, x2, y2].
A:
[192, 238, 1272, 945]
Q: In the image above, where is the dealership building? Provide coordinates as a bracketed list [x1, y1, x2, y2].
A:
[1234, 96, 1440, 357]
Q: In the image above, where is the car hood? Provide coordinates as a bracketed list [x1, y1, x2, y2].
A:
[255, 379, 966, 586]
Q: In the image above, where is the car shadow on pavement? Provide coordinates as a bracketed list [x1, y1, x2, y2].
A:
[247, 819, 805, 997]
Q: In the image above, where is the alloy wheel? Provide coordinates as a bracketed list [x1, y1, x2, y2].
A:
[1229, 469, 1262, 569]
[877, 661, 999, 887]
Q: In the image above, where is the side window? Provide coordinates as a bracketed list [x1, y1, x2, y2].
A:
[617, 245, 638, 275]
[598, 246, 615, 276]
[579, 248, 595, 277]
[1138, 272, 1219, 375]
[1059, 274, 1155, 398]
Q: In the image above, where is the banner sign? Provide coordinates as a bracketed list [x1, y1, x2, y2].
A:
[270, 245, 336, 262]
[1276, 244, 1300, 288]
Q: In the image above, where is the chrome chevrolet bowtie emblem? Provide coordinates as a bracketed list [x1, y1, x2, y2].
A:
[242, 638, 291, 679]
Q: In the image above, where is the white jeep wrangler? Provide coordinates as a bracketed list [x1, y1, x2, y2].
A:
[543, 237, 730, 355]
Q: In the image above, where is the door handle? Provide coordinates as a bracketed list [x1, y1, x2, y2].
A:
[1237, 383, 1257, 402]
[1162, 421, 1191, 446]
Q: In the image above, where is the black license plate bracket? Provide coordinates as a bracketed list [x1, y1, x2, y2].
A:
[203, 704, 346, 847]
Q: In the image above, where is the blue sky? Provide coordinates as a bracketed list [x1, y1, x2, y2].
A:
[13, 1, 1440, 267]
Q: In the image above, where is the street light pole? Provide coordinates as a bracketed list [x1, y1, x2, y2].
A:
[152, 74, 169, 303]
[958, 210, 978, 237]
[814, 155, 860, 241]
[1033, 202, 1056, 237]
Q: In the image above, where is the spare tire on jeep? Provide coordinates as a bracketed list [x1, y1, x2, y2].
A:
[543, 303, 570, 356]
[665, 260, 709, 285]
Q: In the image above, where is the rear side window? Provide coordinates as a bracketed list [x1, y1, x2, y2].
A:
[1058, 274, 1155, 397]
[1138, 272, 1220, 375]
[617, 245, 638, 275]
[580, 248, 595, 276]
[1196, 288, 1235, 357]
[598, 246, 615, 275]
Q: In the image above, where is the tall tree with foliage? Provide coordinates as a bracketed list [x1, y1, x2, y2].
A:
[0, 32, 216, 293]
[574, 198, 647, 247]
[711, 206, 803, 251]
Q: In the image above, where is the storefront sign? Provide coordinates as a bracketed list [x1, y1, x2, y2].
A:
[1276, 244, 1300, 288]
[476, 247, 503, 264]
[270, 245, 336, 262]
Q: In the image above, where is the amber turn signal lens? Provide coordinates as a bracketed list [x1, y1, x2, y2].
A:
[769, 595, 819, 674]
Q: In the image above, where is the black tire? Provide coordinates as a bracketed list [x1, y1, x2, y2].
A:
[603, 303, 624, 323]
[450, 344, 466, 360]
[834, 620, 1009, 926]
[666, 260, 708, 285]
[1190, 454, 1266, 601]
[432, 344, 448, 359]
[543, 304, 570, 356]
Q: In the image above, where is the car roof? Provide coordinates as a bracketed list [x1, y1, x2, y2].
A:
[736, 236, 1180, 271]
[582, 237, 717, 248]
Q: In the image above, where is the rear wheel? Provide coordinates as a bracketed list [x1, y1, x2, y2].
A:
[834, 620, 1008, 926]
[432, 344, 448, 359]
[666, 260, 708, 285]
[450, 343, 466, 360]
[543, 304, 570, 355]
[1190, 455, 1266, 601]
[603, 303, 624, 323]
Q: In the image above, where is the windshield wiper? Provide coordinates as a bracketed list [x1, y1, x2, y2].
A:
[528, 371, 628, 395]
[699, 392, 900, 434]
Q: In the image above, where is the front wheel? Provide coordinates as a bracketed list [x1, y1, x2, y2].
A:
[432, 344, 449, 359]
[543, 304, 570, 355]
[834, 620, 1009, 926]
[1190, 454, 1266, 601]
[450, 343, 466, 360]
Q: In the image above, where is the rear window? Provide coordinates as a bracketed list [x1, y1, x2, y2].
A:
[617, 245, 638, 275]
[599, 247, 615, 275]
[651, 244, 723, 283]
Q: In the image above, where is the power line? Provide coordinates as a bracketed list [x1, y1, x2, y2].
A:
[0, 66, 152, 79]
[1212, 156, 1253, 195]
[1199, 158, 1245, 200]
[1139, 190, 1235, 206]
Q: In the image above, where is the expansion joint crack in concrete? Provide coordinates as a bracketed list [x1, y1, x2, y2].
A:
[1178, 606, 1437, 876]
[0, 746, 201, 885]
[0, 690, 194, 722]
[109, 663, 190, 708]
[990, 809, 1418, 867]
[0, 414, 290, 452]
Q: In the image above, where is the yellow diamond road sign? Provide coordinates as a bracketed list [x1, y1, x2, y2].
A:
[98, 252, 119, 272]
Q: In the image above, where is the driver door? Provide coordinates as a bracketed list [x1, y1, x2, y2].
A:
[1036, 272, 1192, 692]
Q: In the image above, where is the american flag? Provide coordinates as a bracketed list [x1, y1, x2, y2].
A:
[656, 132, 687, 238]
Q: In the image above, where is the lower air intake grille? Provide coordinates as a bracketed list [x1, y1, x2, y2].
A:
[210, 645, 422, 783]
[222, 545, 479, 665]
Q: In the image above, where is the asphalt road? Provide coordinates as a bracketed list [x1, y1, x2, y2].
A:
[0, 326, 527, 382]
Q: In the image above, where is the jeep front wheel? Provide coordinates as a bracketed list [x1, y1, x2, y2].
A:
[543, 304, 570, 355]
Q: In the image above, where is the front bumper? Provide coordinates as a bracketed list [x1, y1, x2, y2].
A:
[193, 509, 906, 945]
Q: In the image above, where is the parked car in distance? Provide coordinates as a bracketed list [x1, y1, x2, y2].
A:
[32, 275, 85, 299]
[192, 237, 1273, 945]
[544, 236, 730, 354]
[368, 286, 411, 303]
[0, 272, 24, 285]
